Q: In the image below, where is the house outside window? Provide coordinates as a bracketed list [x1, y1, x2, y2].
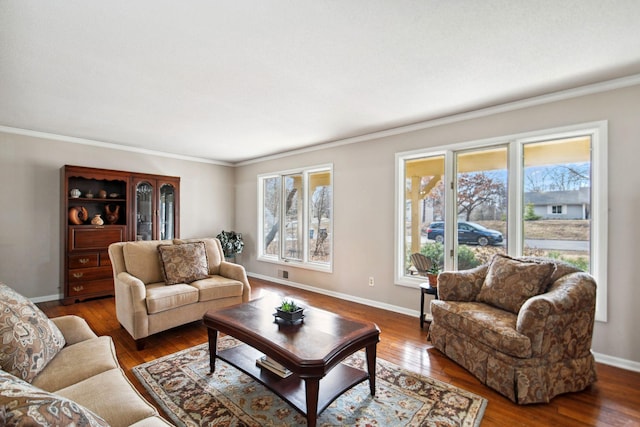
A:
[396, 121, 607, 321]
[258, 165, 333, 272]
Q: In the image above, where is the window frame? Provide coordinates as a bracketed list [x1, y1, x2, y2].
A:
[258, 164, 333, 273]
[395, 121, 607, 322]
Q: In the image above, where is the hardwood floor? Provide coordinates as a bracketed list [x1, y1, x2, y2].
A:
[39, 277, 640, 426]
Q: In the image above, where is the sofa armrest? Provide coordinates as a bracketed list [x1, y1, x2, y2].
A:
[219, 261, 252, 302]
[114, 272, 148, 312]
[517, 272, 597, 358]
[437, 264, 488, 301]
[51, 315, 98, 346]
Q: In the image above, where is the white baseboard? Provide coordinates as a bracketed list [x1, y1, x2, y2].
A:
[248, 272, 417, 317]
[248, 272, 640, 373]
[31, 293, 63, 303]
[593, 352, 640, 373]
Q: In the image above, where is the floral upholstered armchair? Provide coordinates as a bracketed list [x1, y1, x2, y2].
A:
[429, 254, 597, 404]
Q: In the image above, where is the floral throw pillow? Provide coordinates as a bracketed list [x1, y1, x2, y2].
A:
[0, 283, 66, 383]
[158, 242, 209, 285]
[476, 254, 555, 313]
[0, 370, 109, 426]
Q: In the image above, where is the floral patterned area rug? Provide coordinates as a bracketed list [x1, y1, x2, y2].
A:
[133, 336, 487, 427]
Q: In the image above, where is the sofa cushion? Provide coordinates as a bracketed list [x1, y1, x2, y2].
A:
[56, 368, 158, 427]
[190, 276, 244, 302]
[145, 283, 199, 314]
[0, 370, 109, 426]
[158, 241, 209, 285]
[32, 336, 118, 392]
[476, 254, 555, 313]
[0, 283, 66, 383]
[430, 300, 532, 358]
[175, 238, 223, 275]
[123, 241, 168, 284]
[522, 256, 582, 291]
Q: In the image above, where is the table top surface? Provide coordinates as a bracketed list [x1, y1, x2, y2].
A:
[420, 282, 438, 292]
[203, 294, 380, 365]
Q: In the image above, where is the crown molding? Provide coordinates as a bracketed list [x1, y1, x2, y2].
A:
[237, 73, 640, 166]
[3, 74, 639, 167]
[0, 125, 234, 166]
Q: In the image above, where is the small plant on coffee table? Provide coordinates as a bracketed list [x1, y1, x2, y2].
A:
[275, 298, 304, 322]
[279, 299, 299, 312]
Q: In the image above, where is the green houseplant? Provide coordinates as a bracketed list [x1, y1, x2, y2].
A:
[426, 260, 441, 287]
[216, 230, 244, 259]
[275, 298, 304, 322]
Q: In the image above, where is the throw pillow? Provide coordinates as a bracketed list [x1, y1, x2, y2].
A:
[0, 283, 66, 383]
[158, 242, 209, 285]
[476, 254, 555, 313]
[0, 370, 109, 426]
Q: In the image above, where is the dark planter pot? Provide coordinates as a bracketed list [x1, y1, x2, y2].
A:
[274, 307, 304, 323]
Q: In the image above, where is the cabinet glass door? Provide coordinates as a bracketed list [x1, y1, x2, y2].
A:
[159, 184, 176, 240]
[136, 182, 154, 240]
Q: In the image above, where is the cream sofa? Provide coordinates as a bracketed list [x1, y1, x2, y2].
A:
[429, 254, 597, 404]
[109, 238, 251, 349]
[1, 282, 172, 426]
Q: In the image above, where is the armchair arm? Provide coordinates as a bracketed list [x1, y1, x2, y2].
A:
[220, 261, 252, 302]
[51, 315, 98, 345]
[517, 272, 596, 359]
[437, 264, 488, 301]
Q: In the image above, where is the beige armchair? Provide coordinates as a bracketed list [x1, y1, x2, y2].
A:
[429, 254, 597, 404]
[108, 238, 250, 349]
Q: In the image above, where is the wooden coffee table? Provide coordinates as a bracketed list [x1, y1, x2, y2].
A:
[203, 296, 380, 427]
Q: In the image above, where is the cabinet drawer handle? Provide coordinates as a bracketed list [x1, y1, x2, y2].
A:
[72, 272, 84, 279]
[73, 286, 84, 292]
[79, 258, 90, 264]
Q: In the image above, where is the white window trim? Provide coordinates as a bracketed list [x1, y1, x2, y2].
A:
[257, 164, 333, 273]
[395, 121, 607, 322]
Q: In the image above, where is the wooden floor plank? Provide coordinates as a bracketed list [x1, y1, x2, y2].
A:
[38, 277, 640, 427]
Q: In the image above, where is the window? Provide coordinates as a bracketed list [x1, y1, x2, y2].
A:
[396, 121, 607, 321]
[258, 165, 332, 271]
[550, 205, 564, 214]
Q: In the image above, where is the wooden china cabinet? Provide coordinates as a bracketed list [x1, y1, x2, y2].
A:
[61, 165, 180, 304]
[131, 175, 180, 241]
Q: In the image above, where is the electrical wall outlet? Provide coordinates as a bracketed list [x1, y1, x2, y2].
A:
[368, 277, 374, 287]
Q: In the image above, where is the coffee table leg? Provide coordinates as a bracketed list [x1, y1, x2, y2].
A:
[208, 328, 219, 373]
[304, 377, 320, 427]
[366, 343, 377, 396]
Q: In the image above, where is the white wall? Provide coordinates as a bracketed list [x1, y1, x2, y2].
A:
[0, 132, 235, 299]
[235, 83, 640, 365]
[1, 82, 639, 366]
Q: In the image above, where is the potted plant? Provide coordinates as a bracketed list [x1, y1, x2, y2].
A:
[216, 230, 244, 259]
[426, 261, 441, 287]
[274, 298, 304, 323]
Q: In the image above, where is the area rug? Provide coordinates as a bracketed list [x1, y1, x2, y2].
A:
[133, 336, 487, 426]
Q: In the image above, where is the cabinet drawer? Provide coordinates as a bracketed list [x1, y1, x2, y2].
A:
[68, 266, 113, 282]
[69, 226, 125, 251]
[69, 253, 99, 269]
[99, 250, 112, 266]
[68, 279, 113, 296]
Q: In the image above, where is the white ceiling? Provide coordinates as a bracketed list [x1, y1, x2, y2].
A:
[2, 1, 640, 164]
